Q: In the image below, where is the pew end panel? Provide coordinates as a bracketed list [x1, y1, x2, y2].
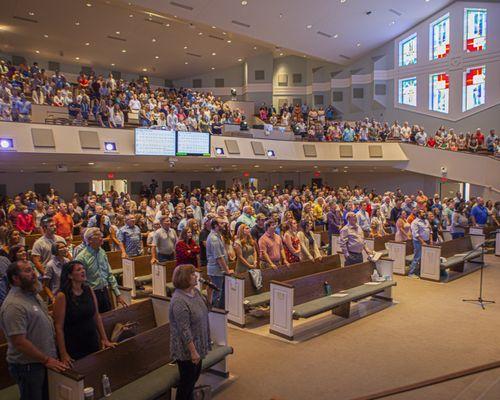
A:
[152, 262, 167, 297]
[121, 258, 136, 298]
[207, 309, 231, 377]
[331, 234, 341, 257]
[224, 274, 246, 327]
[442, 230, 452, 242]
[365, 238, 375, 257]
[469, 232, 485, 251]
[375, 258, 395, 300]
[387, 241, 407, 275]
[420, 244, 442, 281]
[48, 369, 84, 400]
[269, 281, 294, 340]
[496, 230, 500, 257]
[150, 294, 170, 326]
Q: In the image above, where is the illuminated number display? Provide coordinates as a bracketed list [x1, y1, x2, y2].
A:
[464, 8, 487, 52]
[399, 33, 417, 67]
[463, 66, 486, 111]
[429, 73, 449, 114]
[430, 13, 450, 60]
[399, 77, 417, 107]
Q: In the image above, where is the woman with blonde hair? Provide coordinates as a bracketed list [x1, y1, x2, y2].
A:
[233, 224, 257, 273]
[395, 210, 411, 242]
[283, 219, 301, 264]
[298, 219, 322, 261]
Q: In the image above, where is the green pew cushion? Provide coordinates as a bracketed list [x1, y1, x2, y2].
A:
[111, 268, 123, 276]
[135, 274, 152, 284]
[293, 281, 396, 319]
[440, 249, 482, 269]
[0, 385, 19, 400]
[405, 255, 413, 265]
[109, 344, 232, 400]
[244, 292, 270, 308]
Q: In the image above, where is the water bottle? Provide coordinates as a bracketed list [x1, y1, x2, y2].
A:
[323, 281, 332, 296]
[102, 374, 112, 397]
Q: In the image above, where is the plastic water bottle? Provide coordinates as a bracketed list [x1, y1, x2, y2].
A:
[323, 281, 332, 296]
[102, 375, 112, 397]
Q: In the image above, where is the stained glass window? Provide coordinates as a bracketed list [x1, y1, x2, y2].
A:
[463, 66, 485, 111]
[464, 8, 487, 52]
[399, 33, 417, 67]
[399, 77, 417, 107]
[429, 73, 449, 114]
[430, 13, 450, 60]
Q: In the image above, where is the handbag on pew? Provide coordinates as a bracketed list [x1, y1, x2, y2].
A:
[110, 321, 139, 343]
[193, 385, 212, 400]
[248, 268, 263, 290]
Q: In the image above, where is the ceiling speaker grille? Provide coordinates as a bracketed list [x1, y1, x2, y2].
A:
[231, 20, 250, 28]
[170, 1, 194, 11]
[13, 16, 38, 23]
[186, 52, 201, 58]
[107, 35, 127, 42]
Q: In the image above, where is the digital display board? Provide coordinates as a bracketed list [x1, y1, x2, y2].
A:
[176, 131, 211, 156]
[135, 128, 176, 156]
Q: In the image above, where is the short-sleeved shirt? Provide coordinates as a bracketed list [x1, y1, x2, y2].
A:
[43, 257, 69, 294]
[53, 212, 74, 239]
[206, 231, 228, 276]
[258, 233, 283, 264]
[0, 286, 57, 364]
[471, 205, 488, 225]
[152, 228, 177, 255]
[118, 225, 143, 257]
[31, 235, 66, 266]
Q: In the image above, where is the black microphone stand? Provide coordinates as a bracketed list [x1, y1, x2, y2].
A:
[462, 234, 495, 310]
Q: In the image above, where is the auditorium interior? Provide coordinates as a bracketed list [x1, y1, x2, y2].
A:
[0, 0, 499, 399]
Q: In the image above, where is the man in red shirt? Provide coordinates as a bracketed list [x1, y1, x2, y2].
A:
[53, 203, 74, 241]
[15, 205, 35, 245]
[258, 220, 289, 269]
[474, 128, 485, 147]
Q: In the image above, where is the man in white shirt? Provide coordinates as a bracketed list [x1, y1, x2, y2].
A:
[401, 122, 411, 142]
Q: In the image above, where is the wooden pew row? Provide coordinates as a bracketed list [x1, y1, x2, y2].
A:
[122, 255, 154, 298]
[270, 258, 396, 340]
[24, 234, 82, 250]
[386, 240, 414, 275]
[420, 235, 484, 282]
[364, 233, 396, 259]
[0, 343, 16, 398]
[224, 254, 342, 327]
[48, 297, 233, 400]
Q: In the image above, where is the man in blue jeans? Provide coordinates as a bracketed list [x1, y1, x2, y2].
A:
[206, 218, 234, 309]
[409, 210, 431, 278]
[0, 261, 67, 400]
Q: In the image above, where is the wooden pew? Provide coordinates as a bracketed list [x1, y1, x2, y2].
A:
[225, 254, 342, 327]
[269, 258, 396, 340]
[420, 235, 483, 282]
[0, 342, 17, 399]
[386, 239, 414, 275]
[25, 233, 42, 249]
[48, 303, 232, 400]
[122, 255, 153, 298]
[364, 234, 395, 260]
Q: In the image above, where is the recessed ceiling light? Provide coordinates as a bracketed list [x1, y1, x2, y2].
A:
[211, 67, 215, 70]
[129, 14, 133, 17]
[211, 52, 216, 56]
[35, 50, 40, 54]
[111, 63, 115, 66]
[198, 32, 203, 36]
[85, 42, 90, 46]
[389, 21, 395, 26]
[279, 166, 283, 169]
[241, 0, 248, 5]
[43, 34, 49, 38]
[121, 49, 127, 53]
[28, 11, 35, 16]
[222, 32, 227, 35]
[75, 21, 80, 26]
[86, 3, 92, 7]
[340, 0, 347, 3]
[165, 23, 170, 27]
[425, 0, 430, 2]
[212, 25, 216, 29]
[155, 55, 159, 59]
[174, 15, 177, 18]
[334, 34, 339, 38]
[279, 52, 284, 56]
[142, 68, 147, 72]
[88, 162, 95, 165]
[185, 61, 188, 65]
[227, 40, 232, 43]
[254, 165, 259, 168]
[152, 38, 157, 42]
[279, 13, 283, 18]
[116, 31, 120, 35]
[357, 43, 361, 47]
[183, 46, 188, 49]
[237, 58, 243, 62]
[75, 57, 80, 60]
[306, 24, 312, 29]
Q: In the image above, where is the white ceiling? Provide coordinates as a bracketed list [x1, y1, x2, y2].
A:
[0, 0, 276, 79]
[0, 0, 458, 80]
[132, 0, 455, 64]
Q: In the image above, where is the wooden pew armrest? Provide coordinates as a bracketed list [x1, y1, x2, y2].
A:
[224, 272, 245, 280]
[56, 368, 85, 382]
[270, 280, 294, 289]
[422, 243, 441, 249]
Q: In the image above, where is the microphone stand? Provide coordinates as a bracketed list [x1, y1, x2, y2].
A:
[462, 234, 495, 310]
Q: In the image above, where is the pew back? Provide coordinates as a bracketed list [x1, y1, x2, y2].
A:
[101, 299, 157, 339]
[107, 251, 122, 270]
[373, 234, 395, 251]
[242, 254, 341, 296]
[288, 261, 374, 305]
[0, 343, 14, 389]
[440, 236, 473, 258]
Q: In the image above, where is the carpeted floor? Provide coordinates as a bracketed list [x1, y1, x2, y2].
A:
[214, 255, 500, 400]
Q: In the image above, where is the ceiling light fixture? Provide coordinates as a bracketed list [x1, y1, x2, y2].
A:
[279, 52, 284, 56]
[357, 42, 361, 47]
[227, 40, 232, 43]
[334, 34, 339, 38]
[198, 32, 203, 36]
[211, 67, 215, 70]
[212, 25, 216, 29]
[165, 23, 170, 27]
[253, 46, 257, 50]
[142, 68, 147, 72]
[129, 14, 133, 17]
[211, 52, 216, 56]
[43, 34, 49, 38]
[155, 55, 159, 59]
[28, 11, 35, 16]
[241, 0, 248, 5]
[85, 42, 90, 46]
[116, 31, 120, 35]
[75, 21, 80, 26]
[121, 49, 127, 53]
[111, 63, 115, 66]
[75, 57, 80, 60]
[185, 61, 188, 65]
[88, 162, 95, 165]
[86, 3, 92, 7]
[306, 24, 312, 29]
[152, 38, 157, 42]
[340, 0, 347, 3]
[222, 32, 227, 35]
[237, 58, 243, 62]
[35, 50, 40, 54]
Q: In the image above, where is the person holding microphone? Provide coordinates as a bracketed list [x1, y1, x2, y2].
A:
[169, 264, 211, 400]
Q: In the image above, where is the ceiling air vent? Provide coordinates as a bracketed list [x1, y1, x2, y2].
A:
[339, 54, 351, 60]
[389, 8, 402, 16]
[144, 18, 164, 25]
[13, 16, 38, 23]
[107, 35, 127, 42]
[186, 52, 201, 58]
[231, 20, 250, 28]
[170, 1, 194, 11]
[317, 31, 332, 38]
[208, 35, 224, 41]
